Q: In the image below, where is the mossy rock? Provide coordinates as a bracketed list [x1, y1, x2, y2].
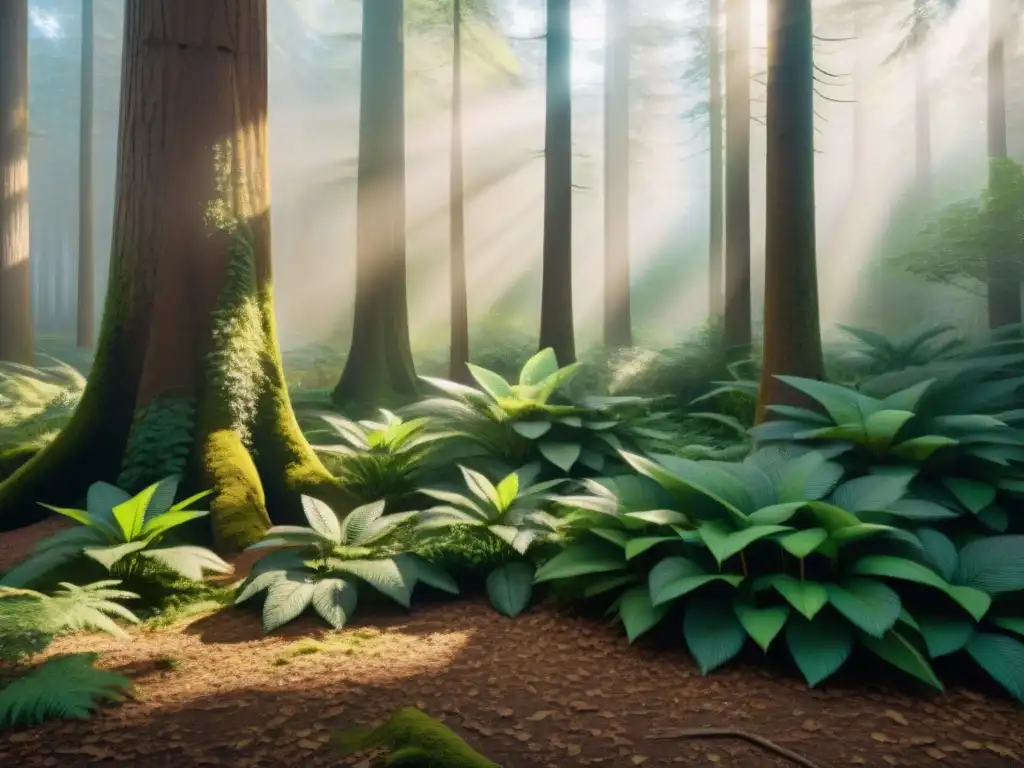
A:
[0, 444, 42, 483]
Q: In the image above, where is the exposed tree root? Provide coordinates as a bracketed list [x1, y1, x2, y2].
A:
[649, 727, 825, 768]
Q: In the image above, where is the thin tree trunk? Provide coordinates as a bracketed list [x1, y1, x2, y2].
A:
[77, 0, 96, 348]
[0, 0, 345, 549]
[449, 0, 470, 382]
[851, 0, 865, 195]
[913, 0, 931, 198]
[756, 0, 825, 422]
[539, 0, 575, 364]
[723, 0, 751, 359]
[333, 0, 419, 408]
[708, 0, 725, 320]
[0, 0, 34, 364]
[603, 0, 632, 347]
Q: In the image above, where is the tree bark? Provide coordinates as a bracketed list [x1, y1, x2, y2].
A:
[78, 0, 96, 349]
[449, 0, 470, 382]
[0, 0, 34, 365]
[723, 0, 751, 359]
[913, 0, 931, 199]
[602, 0, 632, 348]
[755, 0, 825, 422]
[539, 0, 576, 364]
[708, 0, 725, 320]
[0, 0, 344, 550]
[333, 0, 419, 408]
[986, 0, 1020, 329]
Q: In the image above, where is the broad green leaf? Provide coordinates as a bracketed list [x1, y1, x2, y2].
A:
[534, 540, 626, 583]
[459, 467, 501, 508]
[144, 476, 180, 519]
[770, 575, 828, 620]
[623, 509, 690, 526]
[651, 574, 742, 606]
[330, 558, 412, 608]
[915, 527, 958, 582]
[301, 496, 342, 543]
[402, 554, 459, 595]
[618, 586, 668, 643]
[85, 482, 131, 518]
[621, 452, 747, 523]
[829, 523, 897, 544]
[683, 594, 748, 674]
[0, 544, 91, 588]
[590, 528, 631, 548]
[648, 556, 705, 600]
[538, 442, 582, 472]
[235, 568, 288, 604]
[891, 435, 959, 461]
[699, 521, 792, 565]
[338, 500, 387, 545]
[114, 483, 159, 541]
[863, 410, 915, 447]
[140, 546, 233, 581]
[825, 579, 901, 638]
[993, 617, 1024, 638]
[495, 473, 520, 511]
[466, 364, 513, 400]
[772, 376, 873, 425]
[803, 501, 862, 533]
[536, 362, 580, 402]
[830, 474, 911, 513]
[776, 528, 828, 559]
[486, 562, 534, 617]
[37, 503, 94, 530]
[511, 421, 552, 440]
[746, 502, 807, 525]
[978, 506, 1010, 532]
[584, 574, 637, 597]
[140, 510, 208, 540]
[519, 348, 560, 386]
[916, 614, 975, 658]
[625, 536, 678, 560]
[262, 572, 318, 632]
[859, 629, 944, 690]
[955, 535, 1024, 595]
[83, 541, 148, 570]
[851, 555, 992, 621]
[786, 611, 854, 687]
[733, 598, 790, 652]
[965, 632, 1024, 703]
[941, 477, 997, 514]
[310, 578, 358, 629]
[882, 498, 960, 521]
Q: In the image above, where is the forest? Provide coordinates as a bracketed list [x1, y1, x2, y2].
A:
[1, 0, 1024, 765]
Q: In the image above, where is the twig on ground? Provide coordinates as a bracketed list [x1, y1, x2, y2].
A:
[649, 728, 825, 768]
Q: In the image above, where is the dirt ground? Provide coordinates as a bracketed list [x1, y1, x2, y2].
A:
[2, 520, 1023, 768]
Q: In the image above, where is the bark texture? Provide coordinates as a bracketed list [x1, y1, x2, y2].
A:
[539, 0, 576, 365]
[0, 0, 344, 550]
[708, 0, 725, 319]
[755, 0, 825, 423]
[449, 0, 470, 382]
[0, 0, 34, 365]
[333, 0, 419, 407]
[723, 0, 751, 359]
[602, 0, 632, 348]
[78, 0, 96, 349]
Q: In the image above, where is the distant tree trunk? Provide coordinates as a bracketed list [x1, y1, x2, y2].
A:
[708, 0, 725, 319]
[333, 0, 419, 407]
[723, 0, 751, 359]
[0, 0, 34, 364]
[449, 0, 470, 382]
[851, 0, 865, 194]
[912, 0, 931, 198]
[756, 0, 825, 422]
[603, 0, 632, 348]
[0, 0, 345, 548]
[539, 0, 575, 364]
[986, 0, 1020, 329]
[77, 0, 96, 349]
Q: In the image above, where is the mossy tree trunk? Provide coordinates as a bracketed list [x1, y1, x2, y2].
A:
[333, 0, 419, 408]
[755, 0, 825, 423]
[708, 0, 725, 320]
[0, 0, 34, 365]
[77, 0, 96, 349]
[723, 0, 751, 360]
[449, 0, 470, 383]
[539, 0, 576, 365]
[0, 0, 344, 550]
[602, 0, 632, 348]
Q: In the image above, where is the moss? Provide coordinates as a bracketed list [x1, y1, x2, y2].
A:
[332, 707, 499, 768]
[0, 444, 40, 483]
[199, 428, 270, 551]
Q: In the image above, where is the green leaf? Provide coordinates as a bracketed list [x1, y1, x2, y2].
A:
[651, 573, 742, 606]
[235, 568, 287, 604]
[733, 598, 790, 652]
[916, 614, 975, 658]
[770, 575, 828, 620]
[891, 435, 959, 461]
[915, 527, 958, 582]
[955, 535, 1024, 595]
[338, 500, 387, 545]
[144, 475, 180, 518]
[466, 364, 513, 400]
[625, 536, 678, 560]
[825, 579, 901, 638]
[459, 467, 501, 508]
[37, 503, 94, 531]
[683, 594, 748, 674]
[830, 474, 911, 513]
[746, 502, 806, 525]
[330, 558, 412, 608]
[511, 421, 552, 440]
[584, 574, 636, 598]
[86, 482, 131, 518]
[262, 571, 318, 633]
[310, 578, 358, 629]
[965, 632, 1024, 703]
[139, 546, 233, 581]
[851, 555, 992, 621]
[113, 483, 159, 541]
[863, 410, 916, 447]
[618, 586, 669, 643]
[699, 521, 792, 565]
[623, 509, 689, 526]
[941, 477, 997, 514]
[83, 541, 149, 570]
[538, 442, 582, 472]
[772, 376, 873, 425]
[140, 510, 208, 540]
[300, 496, 342, 543]
[402, 554, 459, 595]
[993, 617, 1024, 638]
[486, 562, 534, 617]
[776, 528, 828, 559]
[519, 348, 560, 386]
[534, 540, 626, 583]
[786, 611, 854, 687]
[859, 629, 944, 690]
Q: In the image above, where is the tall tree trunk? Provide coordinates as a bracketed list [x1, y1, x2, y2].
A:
[77, 0, 96, 349]
[539, 0, 575, 364]
[986, 0, 1020, 329]
[723, 0, 751, 359]
[851, 0, 865, 195]
[756, 0, 825, 422]
[333, 0, 419, 408]
[0, 0, 344, 549]
[449, 0, 470, 382]
[913, 0, 932, 199]
[602, 0, 632, 347]
[0, 0, 34, 364]
[708, 0, 725, 319]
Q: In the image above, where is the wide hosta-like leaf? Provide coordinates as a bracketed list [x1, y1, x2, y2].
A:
[0, 543, 95, 588]
[851, 555, 991, 621]
[533, 539, 626, 584]
[339, 501, 387, 546]
[733, 598, 790, 652]
[859, 629, 944, 690]
[262, 571, 318, 633]
[140, 546, 233, 582]
[786, 610, 854, 687]
[310, 578, 358, 629]
[825, 579, 901, 638]
[617, 586, 668, 643]
[330, 558, 413, 608]
[916, 613, 975, 658]
[486, 562, 534, 617]
[698, 521, 792, 565]
[139, 510, 209, 540]
[955, 536, 1024, 596]
[915, 527, 958, 582]
[83, 541, 148, 571]
[683, 594, 747, 674]
[399, 554, 459, 595]
[769, 575, 828, 621]
[965, 632, 1024, 703]
[301, 496, 343, 543]
[830, 474, 912, 513]
[86, 481, 132, 520]
[538, 441, 582, 473]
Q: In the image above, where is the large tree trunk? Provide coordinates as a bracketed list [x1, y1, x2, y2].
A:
[449, 0, 470, 382]
[986, 0, 1020, 329]
[756, 0, 825, 422]
[723, 0, 751, 359]
[913, 0, 931, 199]
[602, 0, 632, 348]
[333, 0, 419, 408]
[0, 0, 344, 550]
[539, 0, 575, 364]
[77, 0, 96, 349]
[708, 0, 725, 319]
[0, 0, 34, 365]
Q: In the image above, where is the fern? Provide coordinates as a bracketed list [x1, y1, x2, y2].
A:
[118, 397, 196, 492]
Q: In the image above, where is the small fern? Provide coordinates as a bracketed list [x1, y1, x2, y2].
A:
[118, 397, 196, 492]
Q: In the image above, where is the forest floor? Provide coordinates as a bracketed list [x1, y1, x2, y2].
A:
[2, 521, 1024, 768]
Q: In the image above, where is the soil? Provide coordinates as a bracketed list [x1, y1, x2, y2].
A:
[2, 520, 1023, 768]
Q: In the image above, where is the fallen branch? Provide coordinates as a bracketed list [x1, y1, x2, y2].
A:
[649, 728, 825, 768]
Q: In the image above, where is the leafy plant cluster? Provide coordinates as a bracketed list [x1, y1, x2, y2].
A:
[118, 397, 197, 492]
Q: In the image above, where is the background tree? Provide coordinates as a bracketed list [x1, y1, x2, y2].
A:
[0, 0, 342, 547]
[449, 0, 470, 381]
[0, 0, 34, 365]
[332, 0, 419, 408]
[539, 0, 575, 364]
[708, 0, 725, 319]
[77, 0, 96, 349]
[757, 0, 825, 420]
